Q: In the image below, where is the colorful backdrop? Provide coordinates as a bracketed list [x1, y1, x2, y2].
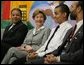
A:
[1, 1, 58, 29]
[1, 1, 75, 29]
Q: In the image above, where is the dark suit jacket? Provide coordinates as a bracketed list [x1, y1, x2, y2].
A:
[52, 25, 83, 64]
[1, 20, 28, 61]
[1, 20, 28, 46]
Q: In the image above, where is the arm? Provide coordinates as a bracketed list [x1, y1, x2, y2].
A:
[60, 42, 83, 63]
[44, 44, 83, 64]
[36, 29, 53, 53]
[60, 47, 83, 63]
[41, 28, 51, 47]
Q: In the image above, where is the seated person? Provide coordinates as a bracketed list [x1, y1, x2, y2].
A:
[1, 8, 28, 61]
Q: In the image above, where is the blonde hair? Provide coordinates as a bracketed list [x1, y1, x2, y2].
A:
[32, 9, 46, 20]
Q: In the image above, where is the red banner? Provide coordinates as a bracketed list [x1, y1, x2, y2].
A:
[2, 1, 10, 20]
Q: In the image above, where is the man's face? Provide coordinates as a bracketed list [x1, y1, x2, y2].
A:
[54, 7, 65, 24]
[11, 10, 22, 23]
[70, 1, 78, 20]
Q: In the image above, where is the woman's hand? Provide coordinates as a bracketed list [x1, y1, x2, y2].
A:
[16, 44, 26, 50]
[24, 45, 33, 52]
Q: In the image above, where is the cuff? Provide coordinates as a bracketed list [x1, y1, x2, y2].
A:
[37, 52, 46, 57]
[56, 56, 60, 62]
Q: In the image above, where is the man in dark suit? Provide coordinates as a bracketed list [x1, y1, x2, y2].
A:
[1, 8, 28, 61]
[26, 1, 83, 64]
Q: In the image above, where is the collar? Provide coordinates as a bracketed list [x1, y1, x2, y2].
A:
[33, 26, 45, 35]
[77, 19, 83, 27]
[59, 20, 69, 28]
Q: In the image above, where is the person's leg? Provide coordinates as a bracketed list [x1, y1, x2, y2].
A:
[25, 57, 44, 64]
[1, 47, 17, 64]
[1, 42, 12, 62]
[25, 57, 73, 64]
[54, 62, 73, 64]
[12, 57, 26, 64]
[1, 47, 28, 64]
[8, 57, 17, 64]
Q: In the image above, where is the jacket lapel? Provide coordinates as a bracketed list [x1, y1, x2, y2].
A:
[66, 25, 83, 52]
[33, 28, 44, 36]
[3, 24, 12, 36]
[73, 25, 83, 37]
[62, 28, 73, 48]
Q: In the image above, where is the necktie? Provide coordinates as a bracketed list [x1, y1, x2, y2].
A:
[44, 25, 59, 51]
[65, 24, 77, 52]
[68, 24, 77, 41]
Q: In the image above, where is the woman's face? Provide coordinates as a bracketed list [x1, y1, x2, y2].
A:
[34, 13, 45, 27]
[11, 10, 22, 23]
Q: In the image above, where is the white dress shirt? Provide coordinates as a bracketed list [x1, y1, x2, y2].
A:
[36, 21, 72, 57]
[74, 19, 83, 35]
[8, 24, 15, 31]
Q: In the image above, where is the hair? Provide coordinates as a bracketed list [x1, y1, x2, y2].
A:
[59, 1, 65, 4]
[11, 8, 22, 17]
[77, 1, 83, 10]
[32, 9, 46, 20]
[55, 4, 70, 19]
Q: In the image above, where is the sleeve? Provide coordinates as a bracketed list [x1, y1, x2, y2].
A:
[36, 28, 52, 53]
[22, 30, 32, 44]
[60, 43, 83, 63]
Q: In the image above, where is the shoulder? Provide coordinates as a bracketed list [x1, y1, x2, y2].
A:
[18, 22, 28, 30]
[20, 22, 27, 27]
[28, 28, 34, 32]
[66, 22, 72, 28]
[43, 27, 51, 31]
[27, 28, 35, 34]
[25, 29, 34, 36]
